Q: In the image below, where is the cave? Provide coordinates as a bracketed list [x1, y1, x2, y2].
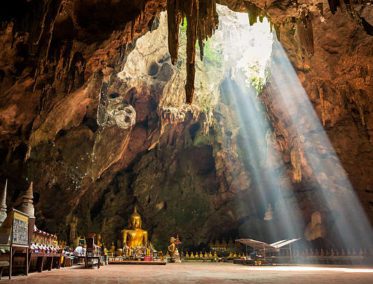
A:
[0, 0, 373, 282]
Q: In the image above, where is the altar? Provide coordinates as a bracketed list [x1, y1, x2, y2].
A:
[108, 259, 166, 265]
[108, 207, 166, 265]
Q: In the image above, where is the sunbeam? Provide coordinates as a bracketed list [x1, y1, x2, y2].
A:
[208, 5, 306, 251]
[268, 35, 373, 251]
[210, 4, 373, 258]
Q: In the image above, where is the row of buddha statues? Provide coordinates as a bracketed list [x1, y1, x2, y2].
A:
[0, 180, 63, 255]
[185, 251, 219, 259]
[209, 239, 242, 251]
[30, 226, 61, 254]
[183, 251, 246, 259]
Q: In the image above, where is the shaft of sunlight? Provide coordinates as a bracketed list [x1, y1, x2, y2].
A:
[269, 36, 373, 250]
[209, 5, 306, 249]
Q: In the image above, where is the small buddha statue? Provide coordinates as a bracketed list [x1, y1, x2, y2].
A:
[116, 248, 123, 256]
[110, 242, 116, 256]
[96, 234, 103, 247]
[122, 207, 148, 250]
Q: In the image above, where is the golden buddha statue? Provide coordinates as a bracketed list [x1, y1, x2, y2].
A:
[110, 241, 116, 255]
[122, 207, 148, 250]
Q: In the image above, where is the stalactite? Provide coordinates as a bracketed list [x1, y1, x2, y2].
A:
[131, 20, 135, 41]
[361, 16, 373, 35]
[274, 24, 281, 41]
[139, 10, 143, 23]
[318, 84, 326, 127]
[352, 92, 366, 127]
[296, 11, 314, 57]
[167, 0, 182, 65]
[166, 0, 218, 104]
[343, 0, 353, 11]
[33, 0, 63, 92]
[328, 0, 358, 15]
[198, 28, 204, 61]
[327, 1, 373, 36]
[244, 2, 262, 26]
[33, 0, 52, 46]
[317, 3, 324, 17]
[328, 0, 341, 14]
[185, 0, 198, 104]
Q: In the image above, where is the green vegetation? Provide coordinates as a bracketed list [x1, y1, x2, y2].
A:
[250, 75, 266, 93]
[179, 18, 222, 68]
[180, 18, 187, 33]
[203, 40, 222, 67]
[246, 63, 271, 94]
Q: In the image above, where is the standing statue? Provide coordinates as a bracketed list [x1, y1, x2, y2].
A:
[69, 216, 78, 245]
[122, 207, 148, 257]
[0, 179, 8, 226]
[167, 235, 181, 263]
[168, 237, 177, 262]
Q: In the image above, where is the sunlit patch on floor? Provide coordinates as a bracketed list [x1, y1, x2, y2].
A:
[244, 266, 373, 273]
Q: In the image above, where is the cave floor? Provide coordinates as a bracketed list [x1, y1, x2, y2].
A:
[3, 263, 373, 283]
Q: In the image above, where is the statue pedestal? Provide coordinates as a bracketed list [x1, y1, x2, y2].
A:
[108, 256, 166, 265]
[144, 256, 153, 261]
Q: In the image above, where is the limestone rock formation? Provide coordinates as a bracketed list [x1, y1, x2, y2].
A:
[97, 93, 136, 130]
[0, 0, 372, 250]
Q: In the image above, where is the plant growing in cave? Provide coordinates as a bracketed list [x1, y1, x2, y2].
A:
[203, 40, 223, 68]
[244, 62, 271, 94]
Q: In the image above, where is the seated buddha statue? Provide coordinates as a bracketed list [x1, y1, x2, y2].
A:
[96, 234, 103, 247]
[122, 207, 148, 253]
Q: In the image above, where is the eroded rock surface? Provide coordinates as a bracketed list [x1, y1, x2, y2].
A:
[0, 0, 372, 249]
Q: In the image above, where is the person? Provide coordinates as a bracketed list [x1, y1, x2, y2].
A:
[74, 245, 84, 256]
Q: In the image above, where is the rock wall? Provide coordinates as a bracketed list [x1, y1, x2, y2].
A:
[262, 1, 373, 223]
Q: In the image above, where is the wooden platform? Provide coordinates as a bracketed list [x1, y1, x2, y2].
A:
[108, 260, 166, 265]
